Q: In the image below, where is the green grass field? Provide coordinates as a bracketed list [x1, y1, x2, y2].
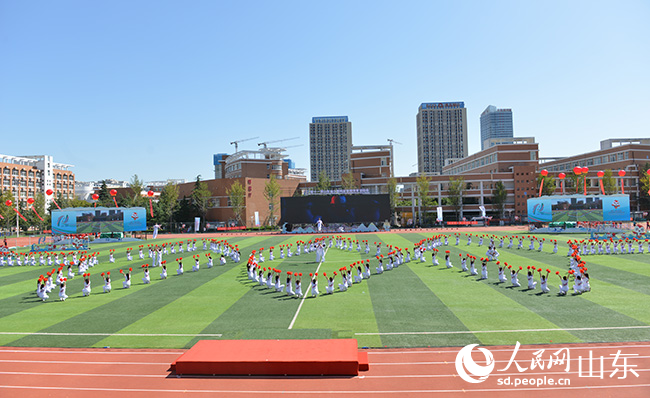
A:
[76, 221, 123, 234]
[552, 209, 603, 222]
[0, 231, 649, 349]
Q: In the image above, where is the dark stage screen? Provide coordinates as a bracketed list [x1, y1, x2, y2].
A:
[281, 195, 391, 224]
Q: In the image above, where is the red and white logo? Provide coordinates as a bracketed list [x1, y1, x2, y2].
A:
[612, 200, 620, 209]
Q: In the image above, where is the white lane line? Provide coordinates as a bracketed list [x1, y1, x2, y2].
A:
[1, 384, 649, 394]
[356, 325, 650, 336]
[0, 360, 169, 365]
[368, 344, 650, 354]
[0, 371, 164, 378]
[0, 349, 184, 355]
[370, 356, 650, 365]
[288, 246, 329, 330]
[0, 332, 221, 337]
[1, 369, 648, 379]
[359, 368, 650, 378]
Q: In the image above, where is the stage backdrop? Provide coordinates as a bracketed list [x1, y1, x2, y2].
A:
[527, 195, 630, 222]
[281, 194, 390, 224]
[52, 207, 147, 234]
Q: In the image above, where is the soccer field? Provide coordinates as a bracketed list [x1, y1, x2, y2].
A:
[0, 231, 648, 349]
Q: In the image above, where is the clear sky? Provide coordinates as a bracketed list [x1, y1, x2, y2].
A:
[1, 0, 648, 183]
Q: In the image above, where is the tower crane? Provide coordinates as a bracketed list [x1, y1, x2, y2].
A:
[257, 137, 300, 149]
[230, 136, 259, 152]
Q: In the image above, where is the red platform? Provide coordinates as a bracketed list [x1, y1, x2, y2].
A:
[171, 339, 368, 376]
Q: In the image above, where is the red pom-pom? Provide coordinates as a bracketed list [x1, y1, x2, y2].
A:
[519, 266, 523, 270]
[556, 271, 560, 275]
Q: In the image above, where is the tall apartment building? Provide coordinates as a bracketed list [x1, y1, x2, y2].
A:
[309, 116, 352, 181]
[417, 102, 468, 174]
[0, 154, 75, 208]
[480, 105, 514, 150]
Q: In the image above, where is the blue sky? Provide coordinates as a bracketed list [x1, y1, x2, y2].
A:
[1, 0, 648, 183]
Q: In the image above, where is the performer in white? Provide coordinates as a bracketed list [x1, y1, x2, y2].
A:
[82, 274, 91, 296]
[316, 217, 323, 232]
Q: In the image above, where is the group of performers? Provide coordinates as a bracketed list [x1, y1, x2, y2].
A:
[20, 231, 604, 302]
[32, 238, 240, 302]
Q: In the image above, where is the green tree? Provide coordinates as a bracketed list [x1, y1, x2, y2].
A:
[227, 180, 246, 226]
[341, 173, 357, 189]
[97, 180, 112, 207]
[28, 192, 49, 231]
[0, 191, 17, 233]
[447, 176, 465, 221]
[639, 163, 650, 210]
[536, 174, 556, 196]
[491, 181, 507, 218]
[316, 171, 331, 191]
[128, 174, 146, 207]
[602, 169, 617, 195]
[156, 182, 179, 224]
[263, 174, 281, 226]
[416, 175, 430, 225]
[174, 196, 193, 223]
[191, 175, 211, 230]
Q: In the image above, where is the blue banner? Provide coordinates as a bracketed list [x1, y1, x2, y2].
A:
[527, 195, 630, 222]
[51, 207, 147, 234]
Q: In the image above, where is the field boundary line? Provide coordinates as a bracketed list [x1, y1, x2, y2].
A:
[288, 246, 329, 330]
[355, 325, 650, 335]
[0, 332, 222, 337]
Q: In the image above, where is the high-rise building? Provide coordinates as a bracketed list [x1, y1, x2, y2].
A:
[480, 105, 514, 150]
[0, 154, 74, 208]
[417, 102, 468, 174]
[309, 116, 352, 181]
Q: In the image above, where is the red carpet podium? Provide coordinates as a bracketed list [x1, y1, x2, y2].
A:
[171, 339, 369, 376]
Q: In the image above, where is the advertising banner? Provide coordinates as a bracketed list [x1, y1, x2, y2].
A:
[51, 207, 147, 234]
[527, 195, 630, 222]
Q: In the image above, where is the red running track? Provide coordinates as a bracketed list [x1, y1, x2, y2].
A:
[0, 341, 648, 397]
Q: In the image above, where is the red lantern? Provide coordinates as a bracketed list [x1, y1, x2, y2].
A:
[27, 197, 35, 205]
[581, 167, 589, 174]
[110, 189, 117, 196]
[618, 170, 626, 194]
[647, 169, 650, 175]
[147, 191, 154, 216]
[92, 194, 99, 200]
[46, 189, 53, 196]
[597, 170, 604, 178]
[573, 167, 582, 175]
[558, 173, 566, 179]
[5, 200, 12, 207]
[540, 169, 548, 176]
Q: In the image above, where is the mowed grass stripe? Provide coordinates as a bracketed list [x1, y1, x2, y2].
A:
[367, 234, 478, 348]
[472, 266, 650, 343]
[576, 280, 650, 325]
[385, 234, 581, 346]
[189, 266, 305, 343]
[418, 237, 650, 342]
[7, 262, 237, 348]
[293, 243, 382, 348]
[0, 268, 173, 346]
[93, 265, 250, 349]
[478, 246, 650, 296]
[0, 246, 221, 320]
